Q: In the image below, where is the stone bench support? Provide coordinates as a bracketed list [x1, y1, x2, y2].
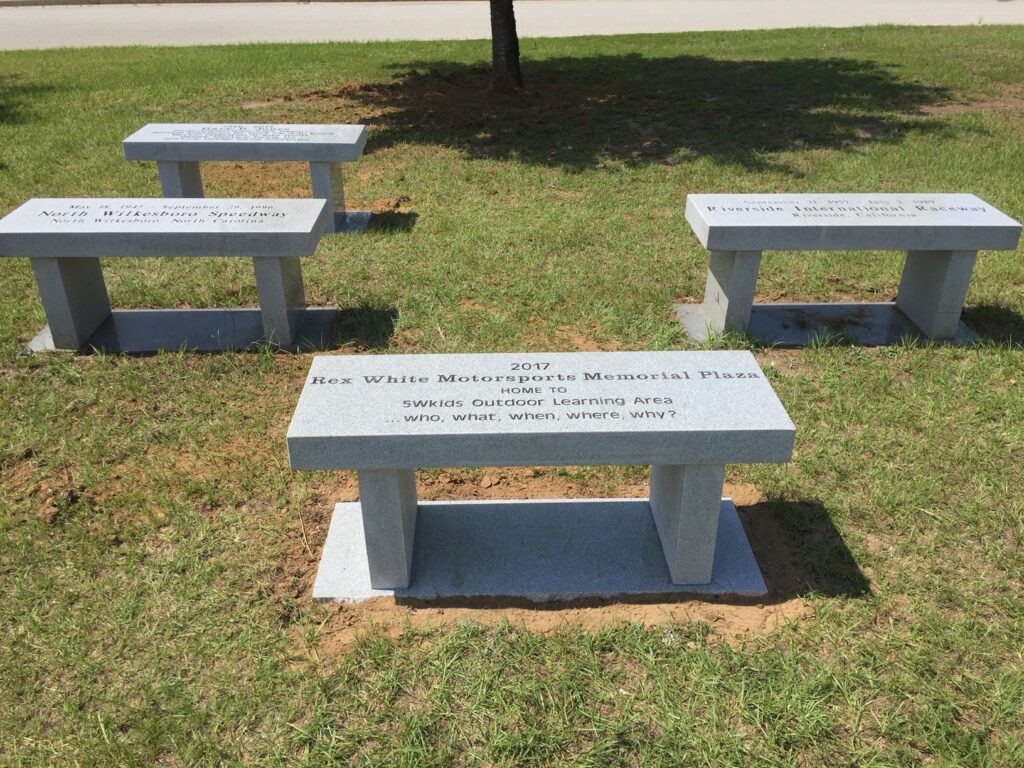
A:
[704, 250, 762, 334]
[700, 247, 980, 340]
[358, 462, 727, 590]
[649, 463, 726, 585]
[896, 249, 977, 339]
[308, 161, 350, 233]
[30, 256, 111, 350]
[33, 252, 310, 350]
[157, 160, 204, 198]
[357, 468, 419, 588]
[252, 255, 307, 346]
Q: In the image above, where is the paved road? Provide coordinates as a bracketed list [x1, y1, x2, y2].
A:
[1, 0, 1022, 51]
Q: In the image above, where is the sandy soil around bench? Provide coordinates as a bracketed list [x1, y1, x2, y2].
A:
[280, 478, 814, 660]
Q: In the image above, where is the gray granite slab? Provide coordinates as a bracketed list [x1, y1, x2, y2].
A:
[27, 307, 338, 353]
[676, 302, 976, 346]
[312, 498, 767, 601]
[0, 198, 328, 258]
[287, 351, 795, 469]
[685, 194, 1021, 251]
[123, 123, 367, 162]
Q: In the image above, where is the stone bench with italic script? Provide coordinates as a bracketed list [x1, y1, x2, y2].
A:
[124, 123, 370, 235]
[678, 193, 1022, 346]
[0, 198, 331, 352]
[287, 351, 795, 601]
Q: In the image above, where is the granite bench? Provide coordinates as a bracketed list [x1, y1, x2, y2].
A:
[0, 198, 331, 352]
[287, 351, 795, 600]
[679, 194, 1022, 346]
[123, 123, 369, 234]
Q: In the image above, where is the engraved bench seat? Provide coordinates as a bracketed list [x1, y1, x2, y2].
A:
[678, 193, 1021, 346]
[287, 351, 795, 600]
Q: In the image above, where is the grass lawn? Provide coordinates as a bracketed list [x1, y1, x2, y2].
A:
[2, 26, 1024, 766]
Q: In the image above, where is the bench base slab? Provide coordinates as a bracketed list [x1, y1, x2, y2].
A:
[676, 302, 976, 347]
[312, 498, 767, 602]
[333, 210, 372, 234]
[27, 307, 339, 353]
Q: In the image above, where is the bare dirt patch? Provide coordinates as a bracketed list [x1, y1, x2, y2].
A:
[367, 194, 410, 214]
[308, 594, 810, 662]
[198, 161, 412, 226]
[755, 347, 816, 376]
[552, 324, 624, 352]
[4, 452, 96, 528]
[200, 160, 312, 199]
[284, 477, 813, 659]
[495, 317, 632, 353]
[510, 319, 629, 352]
[32, 472, 84, 526]
[917, 83, 1024, 116]
[2, 447, 37, 492]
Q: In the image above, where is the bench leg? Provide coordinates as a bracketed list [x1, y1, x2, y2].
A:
[30, 257, 111, 350]
[702, 250, 762, 334]
[252, 256, 306, 346]
[157, 160, 204, 198]
[649, 464, 725, 584]
[357, 468, 418, 589]
[896, 250, 977, 338]
[309, 161, 345, 234]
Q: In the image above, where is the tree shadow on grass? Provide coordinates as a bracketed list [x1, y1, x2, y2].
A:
[333, 305, 398, 349]
[334, 53, 955, 172]
[0, 73, 56, 126]
[368, 210, 418, 233]
[741, 499, 871, 602]
[962, 304, 1024, 348]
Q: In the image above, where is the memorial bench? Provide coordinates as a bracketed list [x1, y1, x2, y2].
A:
[123, 123, 369, 235]
[679, 193, 1022, 346]
[287, 351, 795, 600]
[0, 198, 331, 352]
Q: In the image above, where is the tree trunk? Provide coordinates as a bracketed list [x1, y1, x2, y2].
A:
[489, 0, 523, 91]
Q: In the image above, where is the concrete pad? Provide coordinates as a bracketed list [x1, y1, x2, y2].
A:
[312, 498, 767, 602]
[676, 302, 976, 347]
[333, 210, 372, 234]
[27, 307, 338, 353]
